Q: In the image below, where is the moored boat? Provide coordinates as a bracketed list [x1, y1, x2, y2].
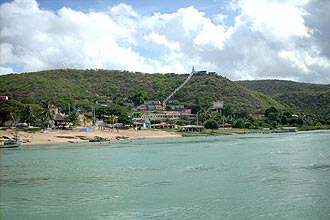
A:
[0, 140, 20, 148]
[273, 127, 297, 133]
[1, 127, 20, 148]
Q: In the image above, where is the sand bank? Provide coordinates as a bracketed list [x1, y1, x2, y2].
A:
[0, 127, 181, 145]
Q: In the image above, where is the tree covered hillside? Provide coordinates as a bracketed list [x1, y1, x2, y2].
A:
[0, 69, 282, 113]
[238, 80, 330, 116]
[238, 80, 330, 96]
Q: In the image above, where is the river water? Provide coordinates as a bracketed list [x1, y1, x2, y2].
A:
[1, 130, 330, 219]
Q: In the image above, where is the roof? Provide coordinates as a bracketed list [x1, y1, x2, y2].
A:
[180, 125, 204, 129]
[54, 114, 65, 121]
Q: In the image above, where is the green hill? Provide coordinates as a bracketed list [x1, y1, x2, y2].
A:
[0, 69, 282, 113]
[238, 80, 330, 116]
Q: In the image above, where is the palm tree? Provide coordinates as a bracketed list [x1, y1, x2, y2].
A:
[110, 115, 118, 125]
[21, 105, 33, 127]
[40, 100, 55, 129]
[83, 116, 91, 127]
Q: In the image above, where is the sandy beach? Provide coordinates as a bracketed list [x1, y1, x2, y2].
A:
[0, 127, 181, 145]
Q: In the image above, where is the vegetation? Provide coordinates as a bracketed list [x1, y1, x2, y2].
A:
[238, 80, 330, 116]
[0, 69, 329, 130]
[0, 69, 282, 114]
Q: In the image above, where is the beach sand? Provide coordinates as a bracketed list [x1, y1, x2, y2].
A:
[0, 127, 181, 145]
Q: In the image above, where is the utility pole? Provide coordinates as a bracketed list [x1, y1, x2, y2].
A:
[93, 105, 96, 126]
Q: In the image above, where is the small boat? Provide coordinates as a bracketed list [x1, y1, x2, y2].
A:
[272, 127, 297, 133]
[0, 140, 20, 148]
[1, 127, 20, 149]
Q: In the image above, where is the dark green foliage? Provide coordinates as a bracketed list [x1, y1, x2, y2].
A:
[131, 91, 146, 106]
[238, 80, 330, 117]
[204, 119, 219, 131]
[174, 120, 190, 126]
[264, 107, 280, 128]
[0, 100, 24, 126]
[233, 118, 245, 128]
[150, 119, 162, 124]
[238, 79, 330, 95]
[0, 69, 282, 114]
[65, 112, 79, 126]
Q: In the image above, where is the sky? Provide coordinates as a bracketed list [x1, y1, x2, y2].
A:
[0, 0, 329, 84]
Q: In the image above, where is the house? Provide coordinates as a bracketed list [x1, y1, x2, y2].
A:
[137, 101, 162, 111]
[211, 101, 224, 113]
[0, 96, 8, 101]
[156, 111, 181, 120]
[180, 112, 196, 120]
[133, 118, 151, 129]
[167, 105, 185, 110]
[137, 104, 147, 111]
[144, 100, 161, 105]
[54, 114, 67, 128]
[178, 125, 205, 132]
[218, 123, 232, 129]
[95, 100, 108, 107]
[195, 70, 207, 75]
[151, 123, 175, 129]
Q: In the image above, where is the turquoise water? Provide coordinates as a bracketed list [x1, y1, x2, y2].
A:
[1, 130, 330, 220]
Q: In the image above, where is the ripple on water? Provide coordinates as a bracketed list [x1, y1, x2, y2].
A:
[93, 205, 216, 220]
[184, 164, 217, 173]
[301, 163, 330, 171]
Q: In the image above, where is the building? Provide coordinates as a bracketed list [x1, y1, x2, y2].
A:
[95, 100, 108, 107]
[132, 118, 151, 129]
[0, 96, 9, 101]
[178, 125, 205, 132]
[137, 100, 163, 111]
[211, 101, 224, 113]
[151, 123, 175, 129]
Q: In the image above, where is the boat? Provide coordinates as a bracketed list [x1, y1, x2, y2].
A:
[272, 127, 297, 133]
[0, 127, 20, 149]
[0, 139, 20, 148]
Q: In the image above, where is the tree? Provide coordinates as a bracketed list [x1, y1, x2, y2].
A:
[281, 111, 292, 125]
[204, 119, 219, 131]
[233, 118, 245, 128]
[265, 107, 280, 128]
[150, 119, 162, 124]
[40, 100, 55, 129]
[83, 116, 91, 127]
[131, 112, 143, 118]
[265, 107, 278, 118]
[109, 115, 118, 125]
[223, 105, 233, 117]
[0, 100, 23, 126]
[65, 112, 79, 126]
[174, 120, 190, 126]
[118, 114, 131, 125]
[21, 105, 36, 127]
[131, 91, 146, 106]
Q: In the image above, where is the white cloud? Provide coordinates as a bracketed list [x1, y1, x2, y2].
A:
[237, 0, 310, 40]
[0, 0, 329, 83]
[0, 66, 14, 75]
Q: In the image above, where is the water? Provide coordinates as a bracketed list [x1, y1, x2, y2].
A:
[1, 130, 330, 220]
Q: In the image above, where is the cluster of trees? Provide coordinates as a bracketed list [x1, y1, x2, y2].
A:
[201, 106, 324, 131]
[1, 98, 329, 132]
[0, 99, 133, 129]
[0, 100, 79, 129]
[238, 80, 330, 119]
[94, 104, 131, 125]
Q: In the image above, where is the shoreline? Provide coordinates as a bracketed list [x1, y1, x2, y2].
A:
[2, 127, 325, 147]
[0, 127, 181, 146]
